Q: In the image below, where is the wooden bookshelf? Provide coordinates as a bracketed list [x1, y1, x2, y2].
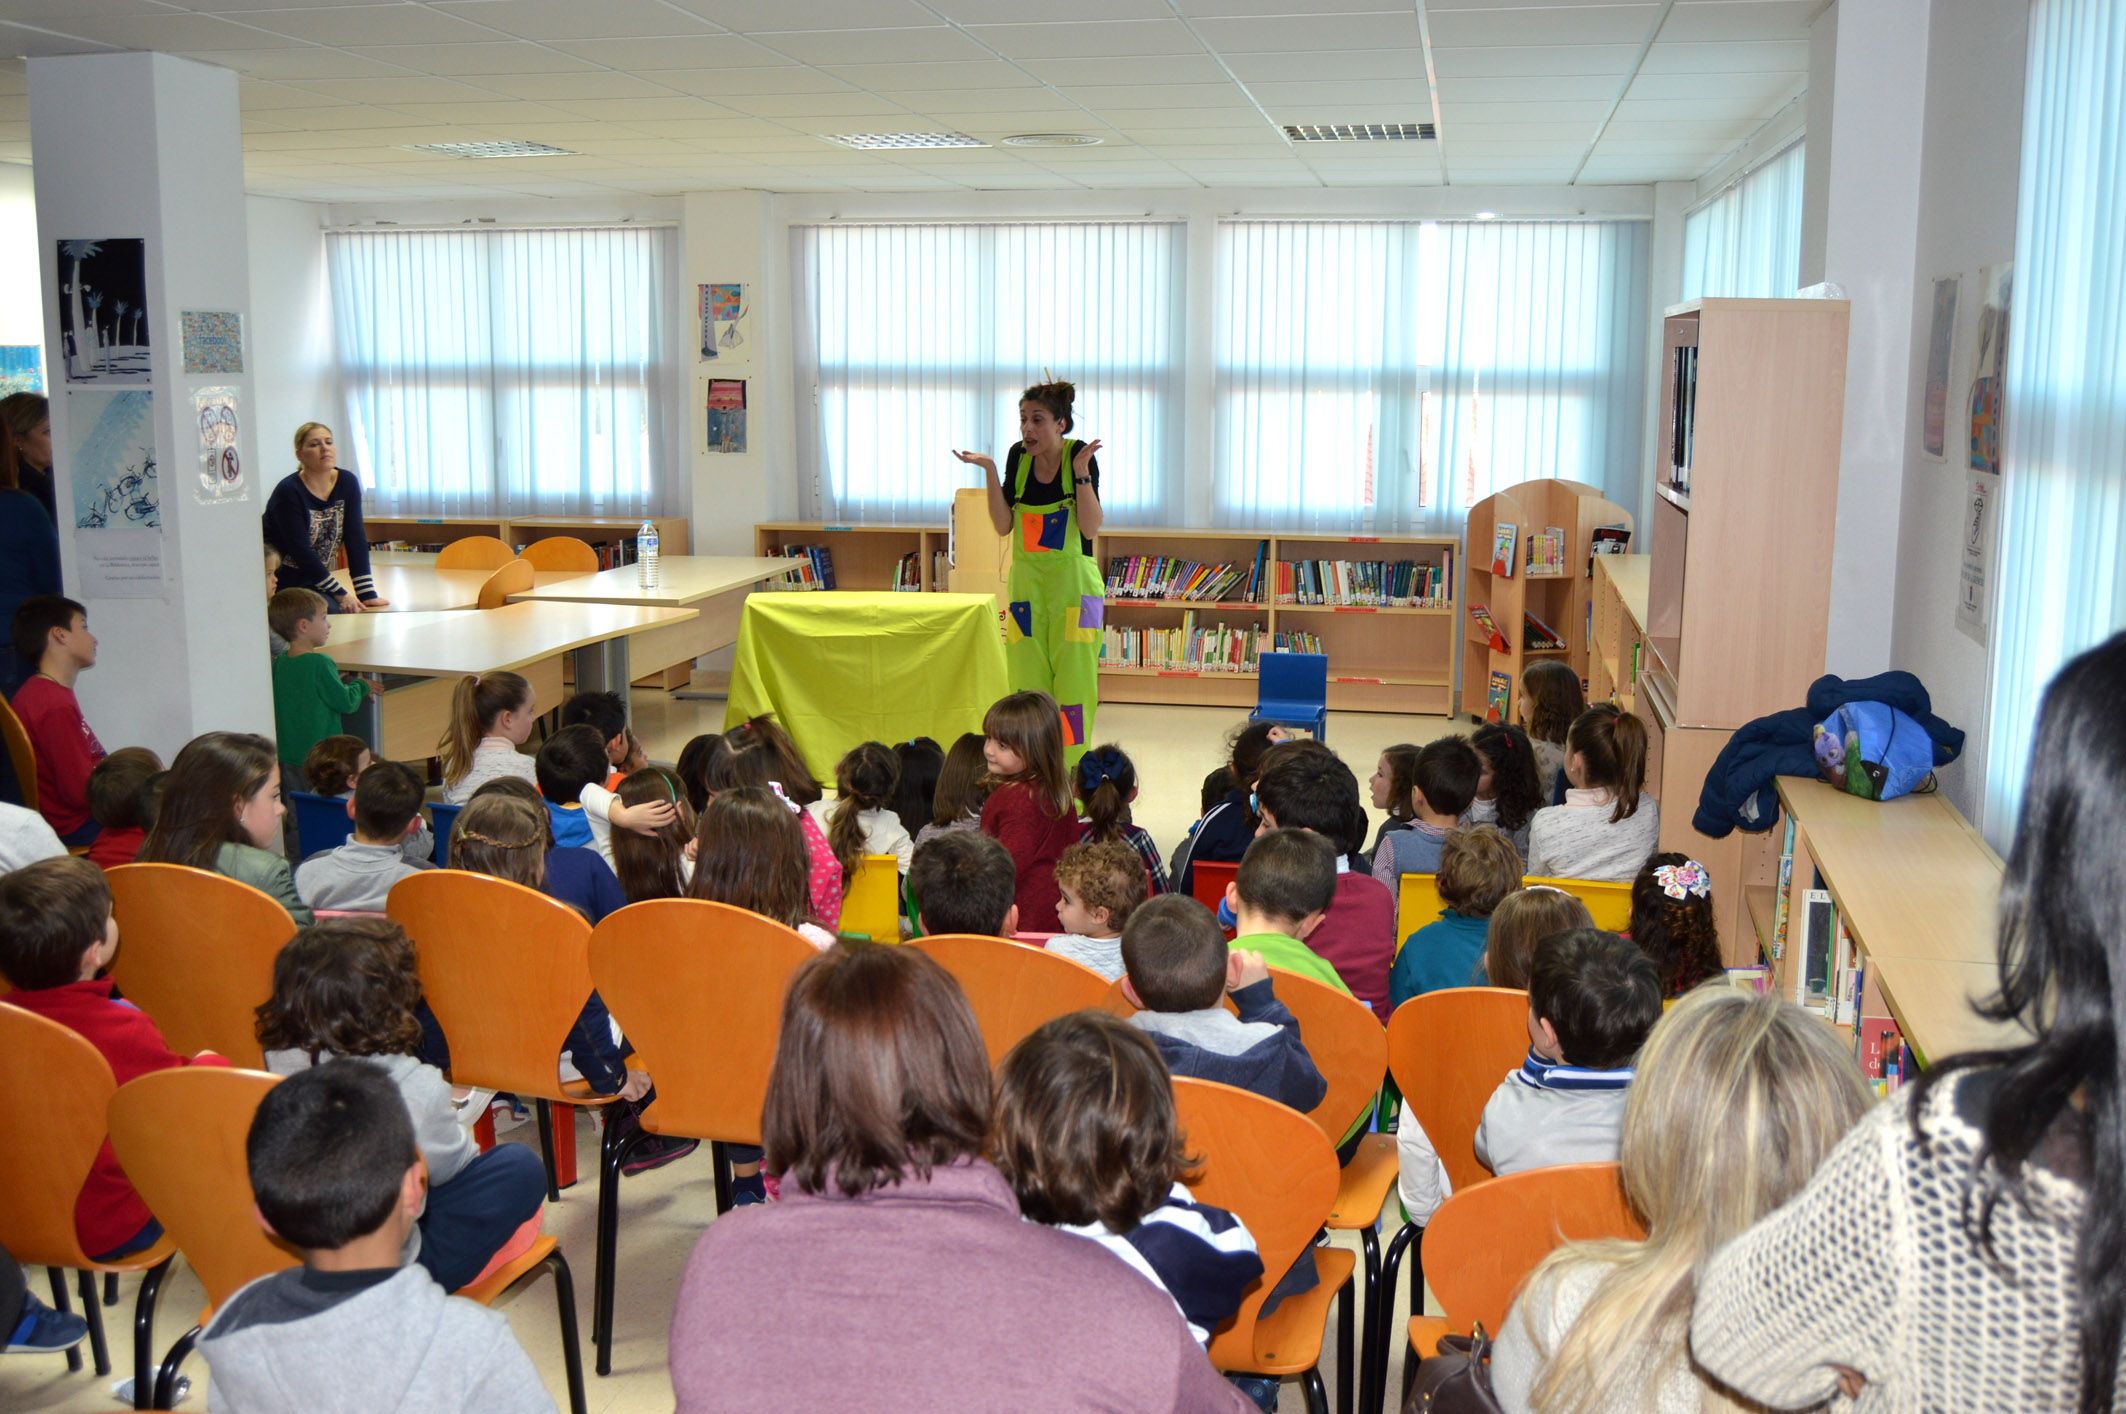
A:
[754, 521, 947, 592]
[368, 514, 690, 557]
[1459, 478, 1633, 724]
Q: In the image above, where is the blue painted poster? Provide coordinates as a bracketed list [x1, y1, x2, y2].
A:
[67, 388, 163, 598]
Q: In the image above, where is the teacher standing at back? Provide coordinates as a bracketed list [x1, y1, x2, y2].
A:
[954, 379, 1105, 766]
[262, 422, 390, 613]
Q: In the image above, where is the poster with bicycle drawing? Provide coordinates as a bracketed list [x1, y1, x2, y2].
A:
[67, 387, 163, 597]
[56, 239, 151, 386]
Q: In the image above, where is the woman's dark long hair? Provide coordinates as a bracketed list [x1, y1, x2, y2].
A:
[142, 732, 278, 871]
[1912, 631, 2126, 1410]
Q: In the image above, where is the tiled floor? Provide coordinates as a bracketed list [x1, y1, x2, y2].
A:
[6, 693, 1457, 1413]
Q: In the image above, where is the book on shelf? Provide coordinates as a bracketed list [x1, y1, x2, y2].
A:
[1725, 965, 1772, 994]
[771, 544, 835, 590]
[1272, 557, 1450, 609]
[1099, 611, 1263, 674]
[1523, 611, 1565, 652]
[1469, 604, 1509, 653]
[1798, 887, 1834, 1005]
[1525, 526, 1565, 575]
[1588, 525, 1632, 575]
[1489, 521, 1518, 577]
[1485, 669, 1512, 723]
[1107, 549, 1259, 603]
[891, 551, 923, 591]
[1271, 629, 1323, 655]
[1856, 1014, 1906, 1096]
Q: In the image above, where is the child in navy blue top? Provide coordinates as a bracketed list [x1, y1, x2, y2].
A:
[1371, 735, 1481, 887]
[1390, 825, 1524, 1010]
[1172, 721, 1282, 897]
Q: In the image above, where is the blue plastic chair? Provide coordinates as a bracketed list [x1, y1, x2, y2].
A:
[1251, 652, 1329, 742]
[429, 801, 463, 867]
[288, 790, 355, 860]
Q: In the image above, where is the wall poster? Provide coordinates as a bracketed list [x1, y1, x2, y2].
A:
[56, 238, 151, 385]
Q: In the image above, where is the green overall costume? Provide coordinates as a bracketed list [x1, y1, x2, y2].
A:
[1003, 438, 1105, 767]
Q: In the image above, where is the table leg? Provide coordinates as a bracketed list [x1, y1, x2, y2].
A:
[573, 639, 631, 702]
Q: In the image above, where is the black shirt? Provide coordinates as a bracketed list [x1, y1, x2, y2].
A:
[1004, 439, 1100, 557]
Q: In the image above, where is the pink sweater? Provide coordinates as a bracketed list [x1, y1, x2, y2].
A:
[669, 1159, 1250, 1411]
[798, 807, 843, 929]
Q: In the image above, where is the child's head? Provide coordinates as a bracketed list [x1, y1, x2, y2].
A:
[891, 737, 944, 840]
[267, 587, 330, 648]
[687, 785, 809, 930]
[1527, 928, 1662, 1069]
[1227, 719, 1284, 789]
[1413, 736, 1482, 821]
[1520, 659, 1586, 746]
[263, 542, 281, 596]
[449, 792, 548, 889]
[87, 746, 164, 831]
[826, 741, 900, 884]
[982, 690, 1072, 818]
[1120, 894, 1228, 1013]
[1074, 743, 1140, 844]
[993, 1010, 1191, 1234]
[1469, 722, 1544, 834]
[301, 734, 370, 796]
[1483, 886, 1594, 990]
[674, 733, 720, 815]
[255, 918, 423, 1062]
[703, 715, 821, 805]
[611, 766, 695, 904]
[1566, 703, 1649, 821]
[1437, 825, 1523, 919]
[560, 690, 629, 765]
[1252, 740, 1364, 857]
[144, 731, 283, 868]
[246, 1060, 422, 1259]
[12, 593, 94, 675]
[930, 733, 991, 827]
[1232, 827, 1337, 936]
[1054, 839, 1146, 940]
[0, 856, 116, 989]
[350, 759, 423, 845]
[1629, 853, 1723, 997]
[439, 670, 535, 787]
[908, 829, 1017, 937]
[535, 723, 609, 804]
[1368, 743, 1422, 820]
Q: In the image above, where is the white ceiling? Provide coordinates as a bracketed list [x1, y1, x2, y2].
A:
[0, 0, 1817, 202]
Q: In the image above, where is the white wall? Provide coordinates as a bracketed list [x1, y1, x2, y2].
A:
[0, 163, 41, 364]
[245, 196, 337, 477]
[1888, 0, 2029, 821]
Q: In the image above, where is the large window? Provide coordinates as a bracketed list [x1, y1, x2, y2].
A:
[327, 225, 681, 519]
[793, 221, 1186, 525]
[1681, 141, 1805, 302]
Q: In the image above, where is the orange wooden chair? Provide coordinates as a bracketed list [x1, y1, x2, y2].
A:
[105, 863, 298, 1067]
[387, 871, 612, 1201]
[1399, 1162, 1640, 1403]
[1373, 985, 1533, 1407]
[477, 557, 535, 609]
[519, 536, 600, 575]
[435, 534, 517, 570]
[0, 1003, 180, 1399]
[109, 1066, 588, 1413]
[1173, 1076, 1356, 1414]
[908, 933, 1113, 1068]
[586, 899, 817, 1375]
[0, 691, 38, 811]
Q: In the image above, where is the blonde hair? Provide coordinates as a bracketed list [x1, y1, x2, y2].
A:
[1483, 886, 1593, 989]
[1522, 988, 1872, 1413]
[292, 421, 332, 458]
[437, 671, 532, 788]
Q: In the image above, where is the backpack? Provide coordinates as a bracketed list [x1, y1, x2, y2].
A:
[1812, 701, 1939, 802]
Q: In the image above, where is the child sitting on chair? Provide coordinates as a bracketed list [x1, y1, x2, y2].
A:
[1047, 839, 1147, 979]
[304, 734, 432, 866]
[294, 760, 433, 913]
[9, 594, 108, 846]
[1224, 828, 1348, 995]
[1389, 825, 1524, 1010]
[908, 830, 1019, 938]
[83, 747, 163, 870]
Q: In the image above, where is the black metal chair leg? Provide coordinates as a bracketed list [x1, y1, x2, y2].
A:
[709, 1139, 732, 1216]
[1376, 1223, 1418, 1414]
[74, 1269, 111, 1376]
[154, 1326, 200, 1410]
[1336, 1283, 1355, 1414]
[535, 1099, 560, 1202]
[1302, 1366, 1330, 1414]
[46, 1269, 82, 1374]
[1357, 1224, 1380, 1414]
[592, 1121, 649, 1376]
[544, 1251, 589, 1414]
[104, 1272, 119, 1307]
[132, 1258, 171, 1410]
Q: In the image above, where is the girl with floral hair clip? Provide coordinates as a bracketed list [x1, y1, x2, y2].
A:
[1628, 851, 1723, 998]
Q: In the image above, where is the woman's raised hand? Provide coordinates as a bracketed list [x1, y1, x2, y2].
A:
[953, 450, 997, 475]
[1073, 439, 1103, 476]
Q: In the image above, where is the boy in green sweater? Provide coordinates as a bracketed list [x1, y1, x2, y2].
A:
[269, 588, 370, 771]
[1223, 827, 1350, 995]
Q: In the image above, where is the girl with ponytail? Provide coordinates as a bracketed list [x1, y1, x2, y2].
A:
[437, 670, 538, 804]
[1074, 743, 1166, 895]
[1524, 703, 1659, 882]
[807, 740, 913, 883]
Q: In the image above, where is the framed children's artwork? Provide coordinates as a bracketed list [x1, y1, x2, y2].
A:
[699, 283, 747, 360]
[0, 345, 43, 395]
[705, 377, 747, 454]
[56, 238, 151, 386]
[192, 385, 247, 505]
[181, 310, 244, 375]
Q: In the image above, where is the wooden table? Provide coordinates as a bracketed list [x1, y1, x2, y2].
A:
[508, 555, 799, 687]
[366, 555, 577, 613]
[320, 601, 696, 760]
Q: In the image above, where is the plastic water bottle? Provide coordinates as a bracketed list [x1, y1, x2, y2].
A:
[636, 519, 659, 589]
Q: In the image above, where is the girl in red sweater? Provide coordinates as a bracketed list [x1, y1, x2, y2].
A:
[978, 691, 1083, 934]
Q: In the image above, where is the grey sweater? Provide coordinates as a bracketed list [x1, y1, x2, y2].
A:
[1524, 790, 1661, 883]
[294, 839, 429, 913]
[199, 1265, 552, 1413]
[1473, 1072, 1629, 1176]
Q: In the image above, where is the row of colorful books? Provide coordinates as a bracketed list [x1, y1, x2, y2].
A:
[1468, 605, 1565, 653]
[1105, 551, 1260, 602]
[770, 544, 836, 590]
[1098, 614, 1264, 673]
[1274, 554, 1452, 608]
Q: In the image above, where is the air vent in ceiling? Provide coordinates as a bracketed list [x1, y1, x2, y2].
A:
[1002, 133, 1104, 148]
[404, 140, 575, 159]
[826, 131, 987, 150]
[1284, 122, 1436, 142]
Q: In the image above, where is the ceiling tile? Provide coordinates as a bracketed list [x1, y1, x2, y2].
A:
[1224, 48, 1430, 82]
[1430, 44, 1639, 77]
[538, 96, 743, 121]
[1577, 154, 1701, 180]
[432, 0, 714, 42]
[750, 26, 992, 66]
[1106, 107, 1275, 129]
[1659, 1, 1820, 43]
[669, 0, 940, 30]
[1435, 74, 1621, 102]
[238, 78, 352, 110]
[1600, 117, 1756, 141]
[175, 46, 413, 80]
[1623, 68, 1804, 101]
[644, 66, 856, 97]
[1193, 12, 1425, 52]
[343, 42, 601, 75]
[928, 0, 1174, 19]
[1634, 38, 1809, 73]
[1445, 164, 1579, 182]
[1590, 135, 1733, 155]
[1017, 54, 1228, 85]
[179, 0, 411, 10]
[1171, 0, 1409, 14]
[714, 91, 916, 118]
[296, 75, 503, 104]
[1440, 99, 1611, 126]
[1053, 83, 1248, 110]
[22, 12, 296, 51]
[1244, 79, 1432, 108]
[820, 60, 1040, 92]
[966, 20, 1204, 60]
[268, 103, 432, 130]
[1614, 93, 1796, 123]
[468, 71, 687, 101]
[373, 99, 579, 125]
[1427, 5, 1660, 48]
[548, 34, 789, 69]
[237, 5, 508, 47]
[889, 89, 1089, 116]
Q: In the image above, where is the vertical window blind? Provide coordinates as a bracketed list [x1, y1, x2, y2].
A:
[1680, 141, 1805, 302]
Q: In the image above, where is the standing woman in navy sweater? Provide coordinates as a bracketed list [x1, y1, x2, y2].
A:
[261, 422, 390, 612]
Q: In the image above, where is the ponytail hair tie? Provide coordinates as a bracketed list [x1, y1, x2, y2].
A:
[1653, 860, 1711, 900]
[767, 780, 802, 815]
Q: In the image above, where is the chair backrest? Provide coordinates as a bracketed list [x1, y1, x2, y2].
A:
[427, 800, 463, 866]
[0, 692, 37, 810]
[434, 535, 517, 571]
[518, 536, 599, 575]
[1396, 872, 1633, 948]
[587, 899, 817, 1144]
[838, 854, 901, 942]
[1388, 986, 1533, 1194]
[106, 863, 299, 1067]
[907, 934, 1114, 1067]
[1171, 1077, 1340, 1370]
[477, 557, 535, 610]
[1422, 1161, 1642, 1339]
[1257, 651, 1327, 706]
[387, 870, 594, 1100]
[287, 789, 355, 860]
[107, 1067, 297, 1312]
[1189, 859, 1238, 912]
[1261, 966, 1385, 1142]
[0, 1002, 118, 1267]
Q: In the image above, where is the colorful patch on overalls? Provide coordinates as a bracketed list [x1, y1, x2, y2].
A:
[1059, 703, 1085, 747]
[1065, 594, 1102, 643]
[1006, 600, 1033, 641]
[1022, 507, 1070, 553]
